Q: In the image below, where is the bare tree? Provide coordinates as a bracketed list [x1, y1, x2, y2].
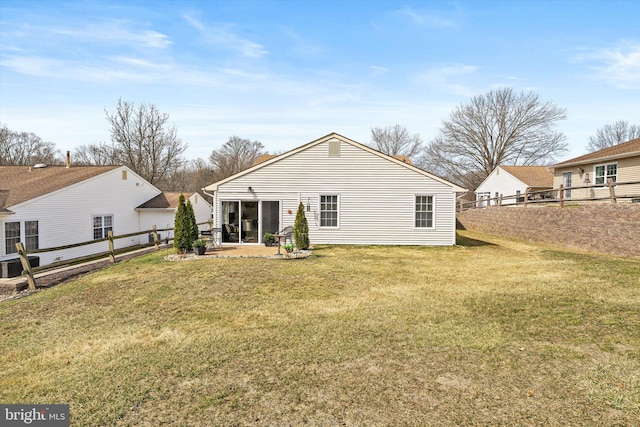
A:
[587, 120, 640, 152]
[0, 124, 61, 166]
[369, 125, 423, 159]
[158, 158, 216, 195]
[419, 88, 568, 190]
[72, 142, 119, 166]
[209, 136, 265, 180]
[105, 99, 187, 185]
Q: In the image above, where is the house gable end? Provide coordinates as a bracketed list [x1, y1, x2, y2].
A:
[206, 133, 465, 192]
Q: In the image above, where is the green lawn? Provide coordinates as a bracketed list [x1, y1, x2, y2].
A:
[1, 231, 639, 426]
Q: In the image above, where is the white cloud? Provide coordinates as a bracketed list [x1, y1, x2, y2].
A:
[417, 64, 479, 96]
[51, 24, 172, 48]
[182, 14, 267, 59]
[571, 41, 640, 90]
[396, 6, 456, 29]
[110, 56, 163, 68]
[182, 14, 206, 32]
[370, 65, 388, 77]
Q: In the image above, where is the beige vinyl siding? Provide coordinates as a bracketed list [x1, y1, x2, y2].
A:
[215, 138, 457, 245]
[618, 156, 640, 196]
[553, 155, 640, 200]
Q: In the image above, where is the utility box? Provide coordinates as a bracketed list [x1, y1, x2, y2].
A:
[0, 256, 40, 278]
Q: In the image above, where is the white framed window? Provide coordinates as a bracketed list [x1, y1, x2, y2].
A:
[4, 222, 21, 255]
[415, 195, 434, 228]
[24, 221, 39, 251]
[93, 215, 113, 239]
[594, 163, 617, 185]
[319, 195, 339, 227]
[4, 220, 39, 255]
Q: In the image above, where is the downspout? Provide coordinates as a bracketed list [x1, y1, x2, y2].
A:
[201, 188, 216, 229]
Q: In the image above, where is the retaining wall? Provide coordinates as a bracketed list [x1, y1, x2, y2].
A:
[457, 203, 640, 259]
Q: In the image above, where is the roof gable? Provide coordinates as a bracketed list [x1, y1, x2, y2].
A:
[136, 191, 197, 209]
[0, 165, 121, 211]
[552, 138, 640, 167]
[205, 132, 466, 192]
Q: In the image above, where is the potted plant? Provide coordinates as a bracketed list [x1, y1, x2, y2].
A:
[263, 233, 275, 247]
[283, 243, 295, 257]
[192, 239, 207, 255]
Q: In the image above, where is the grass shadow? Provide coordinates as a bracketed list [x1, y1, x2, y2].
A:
[456, 233, 496, 247]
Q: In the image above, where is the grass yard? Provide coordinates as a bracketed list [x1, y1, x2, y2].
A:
[1, 230, 639, 426]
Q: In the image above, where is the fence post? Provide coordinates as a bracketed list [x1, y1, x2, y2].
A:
[559, 184, 564, 208]
[498, 194, 503, 207]
[607, 178, 617, 203]
[108, 230, 115, 263]
[524, 188, 529, 207]
[15, 242, 37, 290]
[152, 225, 160, 249]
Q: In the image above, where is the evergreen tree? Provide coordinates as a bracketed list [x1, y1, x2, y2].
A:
[294, 202, 310, 250]
[174, 194, 192, 253]
[186, 198, 199, 244]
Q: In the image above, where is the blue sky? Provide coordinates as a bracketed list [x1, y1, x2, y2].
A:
[1, 0, 639, 161]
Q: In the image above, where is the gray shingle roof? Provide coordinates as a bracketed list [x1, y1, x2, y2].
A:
[0, 165, 120, 211]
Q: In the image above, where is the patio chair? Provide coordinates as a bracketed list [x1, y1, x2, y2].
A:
[276, 226, 294, 246]
[223, 224, 239, 243]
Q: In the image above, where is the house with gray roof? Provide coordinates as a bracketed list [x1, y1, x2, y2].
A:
[0, 164, 208, 272]
[204, 132, 466, 246]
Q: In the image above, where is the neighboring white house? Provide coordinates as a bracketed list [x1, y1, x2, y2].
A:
[136, 191, 212, 241]
[0, 165, 201, 272]
[203, 132, 466, 246]
[475, 166, 554, 207]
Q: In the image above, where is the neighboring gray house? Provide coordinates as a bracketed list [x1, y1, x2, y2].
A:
[203, 132, 466, 246]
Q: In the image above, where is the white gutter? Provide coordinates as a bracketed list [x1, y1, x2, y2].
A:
[201, 188, 216, 228]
